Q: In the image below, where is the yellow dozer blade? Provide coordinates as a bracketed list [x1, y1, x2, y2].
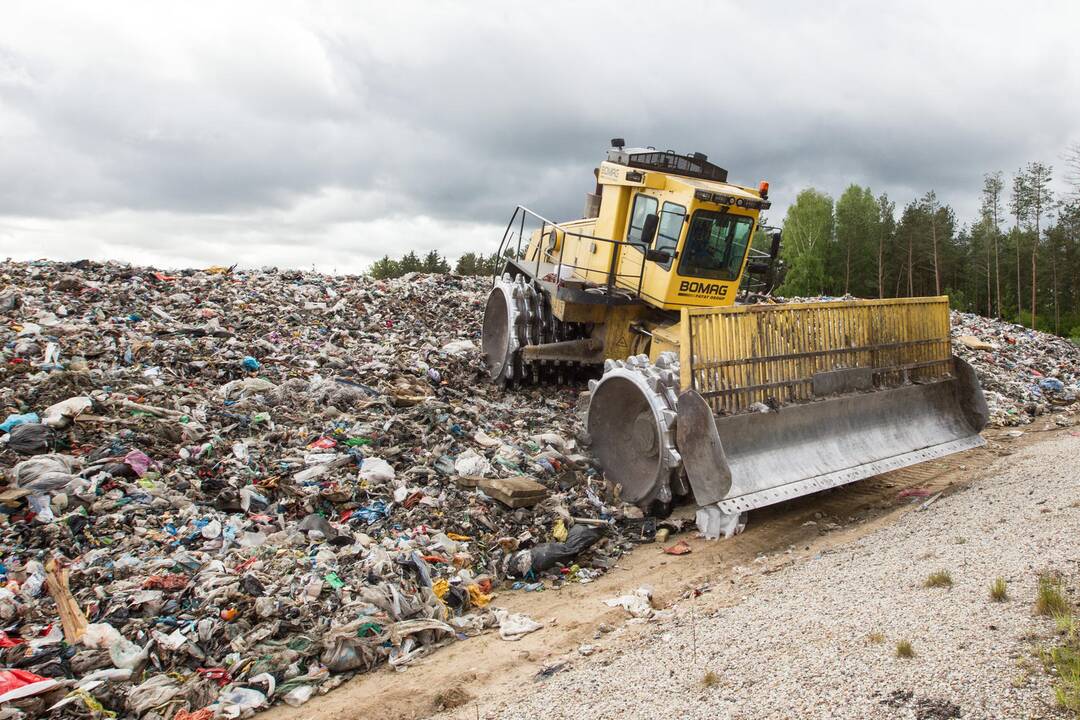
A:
[586, 297, 989, 534]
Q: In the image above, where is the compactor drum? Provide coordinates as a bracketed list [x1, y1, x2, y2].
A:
[481, 275, 526, 385]
[482, 140, 989, 535]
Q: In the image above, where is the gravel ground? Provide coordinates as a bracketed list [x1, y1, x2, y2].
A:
[451, 433, 1080, 720]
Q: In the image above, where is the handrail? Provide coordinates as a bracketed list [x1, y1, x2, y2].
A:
[493, 205, 647, 300]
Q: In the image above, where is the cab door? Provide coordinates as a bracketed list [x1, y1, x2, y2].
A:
[627, 200, 687, 304]
[615, 192, 656, 292]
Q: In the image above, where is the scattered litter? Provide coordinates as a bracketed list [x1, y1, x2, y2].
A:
[604, 586, 657, 619]
[493, 608, 544, 640]
[663, 540, 693, 555]
[917, 491, 944, 511]
[534, 659, 569, 681]
[0, 669, 60, 703]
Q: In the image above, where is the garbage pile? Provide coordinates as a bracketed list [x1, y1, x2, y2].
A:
[951, 311, 1080, 426]
[0, 260, 644, 718]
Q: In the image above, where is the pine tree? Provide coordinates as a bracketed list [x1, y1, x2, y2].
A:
[876, 193, 896, 299]
[922, 190, 941, 296]
[369, 255, 400, 280]
[1009, 171, 1030, 322]
[422, 250, 450, 274]
[398, 251, 422, 274]
[981, 172, 1004, 317]
[454, 252, 478, 275]
[835, 185, 878, 296]
[1024, 162, 1053, 331]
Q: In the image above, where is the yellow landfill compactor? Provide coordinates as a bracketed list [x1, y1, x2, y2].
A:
[481, 140, 989, 536]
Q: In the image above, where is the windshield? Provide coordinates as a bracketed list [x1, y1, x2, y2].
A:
[677, 210, 754, 281]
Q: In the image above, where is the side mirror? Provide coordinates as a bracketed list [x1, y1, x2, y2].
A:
[645, 248, 671, 263]
[640, 213, 659, 247]
[768, 229, 782, 259]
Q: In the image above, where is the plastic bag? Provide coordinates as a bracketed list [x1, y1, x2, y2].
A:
[11, 454, 79, 491]
[321, 636, 377, 673]
[81, 622, 147, 669]
[604, 586, 655, 619]
[0, 412, 39, 433]
[453, 448, 492, 477]
[492, 608, 543, 640]
[440, 339, 475, 355]
[215, 687, 267, 718]
[358, 457, 395, 484]
[506, 524, 604, 578]
[695, 506, 746, 539]
[283, 685, 315, 706]
[126, 674, 182, 715]
[4, 423, 50, 455]
[41, 396, 93, 428]
[0, 668, 60, 702]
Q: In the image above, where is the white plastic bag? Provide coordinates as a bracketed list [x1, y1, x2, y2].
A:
[454, 448, 492, 478]
[603, 586, 655, 619]
[359, 457, 395, 484]
[492, 608, 544, 641]
[41, 396, 93, 428]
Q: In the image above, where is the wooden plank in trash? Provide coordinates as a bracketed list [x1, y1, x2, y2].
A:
[0, 487, 33, 504]
[477, 476, 548, 508]
[454, 475, 484, 488]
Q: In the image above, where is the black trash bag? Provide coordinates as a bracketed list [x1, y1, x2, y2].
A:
[505, 524, 605, 578]
[6, 424, 51, 455]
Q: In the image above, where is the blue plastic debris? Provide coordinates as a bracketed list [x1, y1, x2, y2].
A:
[0, 413, 40, 433]
[352, 500, 389, 524]
[242, 356, 261, 371]
[1040, 377, 1064, 393]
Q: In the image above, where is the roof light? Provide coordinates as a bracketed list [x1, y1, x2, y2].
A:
[694, 190, 712, 201]
[759, 181, 769, 199]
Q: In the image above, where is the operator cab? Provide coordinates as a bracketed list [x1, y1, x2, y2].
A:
[602, 140, 773, 308]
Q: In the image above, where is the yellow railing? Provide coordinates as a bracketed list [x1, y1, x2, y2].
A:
[678, 297, 954, 414]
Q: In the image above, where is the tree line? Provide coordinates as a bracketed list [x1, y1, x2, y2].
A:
[777, 144, 1080, 341]
[368, 249, 511, 279]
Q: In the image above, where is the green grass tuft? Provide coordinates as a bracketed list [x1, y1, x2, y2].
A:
[990, 577, 1008, 602]
[1050, 615, 1080, 712]
[896, 639, 915, 658]
[924, 570, 953, 589]
[1053, 643, 1080, 712]
[1036, 574, 1070, 617]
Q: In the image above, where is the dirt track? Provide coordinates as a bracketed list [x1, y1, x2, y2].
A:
[260, 422, 1072, 720]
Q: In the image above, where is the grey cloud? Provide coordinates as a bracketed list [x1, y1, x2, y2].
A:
[1, 0, 1078, 271]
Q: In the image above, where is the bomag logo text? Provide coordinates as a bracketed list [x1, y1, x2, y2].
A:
[678, 281, 728, 298]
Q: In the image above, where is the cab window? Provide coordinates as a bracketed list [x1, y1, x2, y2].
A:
[654, 202, 686, 269]
[626, 193, 658, 252]
[677, 210, 754, 281]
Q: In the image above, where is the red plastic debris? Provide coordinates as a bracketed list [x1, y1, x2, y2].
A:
[142, 574, 189, 591]
[663, 540, 693, 556]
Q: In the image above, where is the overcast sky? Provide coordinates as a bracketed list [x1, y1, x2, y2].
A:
[1, 1, 1078, 274]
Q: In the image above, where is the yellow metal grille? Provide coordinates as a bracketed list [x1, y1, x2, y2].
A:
[678, 297, 954, 414]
